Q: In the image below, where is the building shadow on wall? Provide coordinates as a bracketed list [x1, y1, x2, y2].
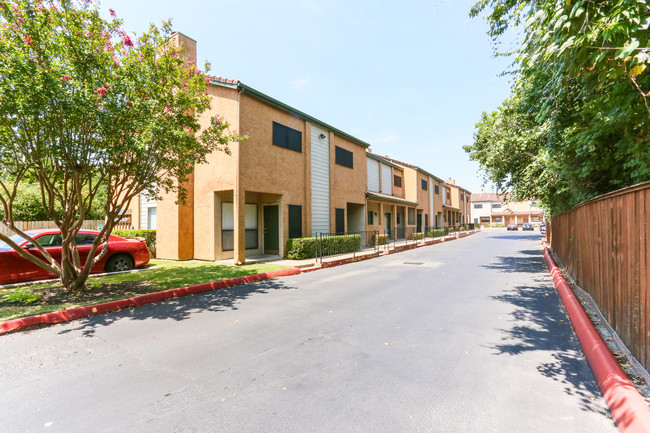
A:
[57, 279, 297, 337]
[489, 273, 611, 418]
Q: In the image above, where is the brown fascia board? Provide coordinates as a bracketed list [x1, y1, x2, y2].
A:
[366, 152, 401, 170]
[207, 78, 371, 150]
[379, 155, 444, 183]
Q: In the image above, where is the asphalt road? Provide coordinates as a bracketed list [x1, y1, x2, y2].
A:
[0, 230, 618, 432]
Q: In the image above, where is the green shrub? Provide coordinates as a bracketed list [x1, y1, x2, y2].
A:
[408, 232, 424, 240]
[372, 234, 389, 245]
[1, 288, 42, 304]
[113, 229, 156, 257]
[425, 229, 446, 238]
[286, 234, 362, 260]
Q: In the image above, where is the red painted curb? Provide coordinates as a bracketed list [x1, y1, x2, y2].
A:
[0, 267, 302, 335]
[320, 252, 381, 268]
[543, 242, 650, 432]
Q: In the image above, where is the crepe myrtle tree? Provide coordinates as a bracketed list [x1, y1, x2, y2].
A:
[0, 0, 245, 291]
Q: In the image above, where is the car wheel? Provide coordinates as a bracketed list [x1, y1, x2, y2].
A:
[105, 254, 134, 273]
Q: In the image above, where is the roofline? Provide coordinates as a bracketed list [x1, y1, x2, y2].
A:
[210, 80, 371, 149]
[379, 156, 444, 183]
[170, 31, 197, 43]
[366, 152, 401, 170]
[366, 191, 418, 207]
[447, 183, 472, 194]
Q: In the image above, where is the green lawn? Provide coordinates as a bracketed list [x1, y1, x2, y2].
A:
[0, 259, 288, 322]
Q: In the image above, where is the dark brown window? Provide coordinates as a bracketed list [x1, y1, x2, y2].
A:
[335, 146, 353, 168]
[394, 175, 402, 187]
[272, 121, 302, 152]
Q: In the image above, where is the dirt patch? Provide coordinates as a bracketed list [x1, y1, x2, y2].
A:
[25, 281, 161, 306]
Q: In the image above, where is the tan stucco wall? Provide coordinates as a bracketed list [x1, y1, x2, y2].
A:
[432, 179, 443, 226]
[155, 32, 198, 260]
[192, 84, 240, 260]
[329, 133, 367, 231]
[392, 167, 405, 198]
[238, 94, 309, 252]
[416, 172, 429, 213]
[401, 165, 418, 203]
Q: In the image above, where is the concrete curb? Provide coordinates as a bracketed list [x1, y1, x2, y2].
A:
[0, 267, 302, 335]
[543, 241, 650, 433]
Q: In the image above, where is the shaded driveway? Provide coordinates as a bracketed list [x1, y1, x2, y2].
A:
[0, 230, 616, 432]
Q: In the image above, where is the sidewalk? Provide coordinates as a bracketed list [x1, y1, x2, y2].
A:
[237, 230, 480, 270]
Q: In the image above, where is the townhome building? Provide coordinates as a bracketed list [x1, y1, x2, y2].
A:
[128, 33, 473, 264]
[444, 179, 472, 227]
[365, 153, 419, 239]
[128, 33, 369, 264]
[376, 156, 449, 229]
[470, 192, 544, 227]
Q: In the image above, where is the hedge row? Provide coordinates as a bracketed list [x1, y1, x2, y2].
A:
[286, 234, 362, 260]
[113, 229, 156, 257]
[373, 234, 389, 245]
[425, 229, 446, 238]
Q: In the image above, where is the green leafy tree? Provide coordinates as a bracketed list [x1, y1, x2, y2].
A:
[0, 0, 245, 291]
[466, 0, 650, 214]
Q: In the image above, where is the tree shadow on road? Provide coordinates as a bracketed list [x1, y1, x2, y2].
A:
[490, 275, 611, 418]
[482, 251, 548, 273]
[488, 234, 546, 241]
[57, 279, 297, 337]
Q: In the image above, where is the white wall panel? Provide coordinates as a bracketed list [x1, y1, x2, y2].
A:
[380, 163, 392, 196]
[311, 126, 330, 234]
[367, 158, 380, 192]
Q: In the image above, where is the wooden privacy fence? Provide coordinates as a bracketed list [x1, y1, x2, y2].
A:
[0, 219, 132, 237]
[550, 181, 650, 371]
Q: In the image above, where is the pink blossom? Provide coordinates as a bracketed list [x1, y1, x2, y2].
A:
[23, 35, 32, 45]
[94, 87, 107, 99]
[122, 35, 133, 47]
[61, 75, 71, 82]
[195, 153, 201, 158]
[109, 8, 116, 16]
[126, 102, 132, 107]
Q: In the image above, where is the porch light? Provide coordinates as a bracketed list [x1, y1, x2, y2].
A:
[319, 133, 326, 139]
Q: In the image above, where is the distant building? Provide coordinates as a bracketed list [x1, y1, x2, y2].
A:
[470, 193, 543, 227]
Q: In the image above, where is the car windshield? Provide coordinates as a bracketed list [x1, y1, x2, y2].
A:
[0, 232, 34, 249]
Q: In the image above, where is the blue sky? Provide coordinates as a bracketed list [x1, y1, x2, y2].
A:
[100, 0, 512, 193]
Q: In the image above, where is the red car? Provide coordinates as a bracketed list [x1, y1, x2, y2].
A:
[0, 229, 150, 285]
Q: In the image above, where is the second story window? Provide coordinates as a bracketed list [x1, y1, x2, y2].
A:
[421, 179, 428, 191]
[435, 185, 440, 195]
[394, 175, 402, 187]
[492, 203, 502, 209]
[272, 121, 302, 153]
[335, 146, 353, 168]
[474, 204, 483, 209]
